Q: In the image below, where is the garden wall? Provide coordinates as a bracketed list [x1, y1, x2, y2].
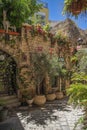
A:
[0, 24, 73, 97]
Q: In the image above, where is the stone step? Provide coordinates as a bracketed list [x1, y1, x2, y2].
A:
[6, 102, 21, 108]
[0, 95, 17, 100]
[5, 98, 19, 105]
[0, 93, 8, 97]
[0, 95, 21, 108]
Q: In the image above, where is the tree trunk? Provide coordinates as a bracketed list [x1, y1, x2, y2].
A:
[65, 54, 71, 88]
[65, 79, 70, 88]
[59, 77, 62, 92]
[37, 85, 40, 95]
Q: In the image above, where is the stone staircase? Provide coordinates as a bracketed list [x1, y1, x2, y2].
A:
[0, 94, 21, 108]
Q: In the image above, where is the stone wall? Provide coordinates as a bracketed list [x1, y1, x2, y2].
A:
[0, 25, 73, 96]
[19, 26, 57, 95]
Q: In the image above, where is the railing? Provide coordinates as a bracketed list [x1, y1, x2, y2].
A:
[0, 29, 20, 36]
[0, 29, 20, 43]
[37, 0, 48, 8]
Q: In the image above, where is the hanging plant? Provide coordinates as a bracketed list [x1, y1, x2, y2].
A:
[63, 0, 87, 16]
[55, 33, 67, 45]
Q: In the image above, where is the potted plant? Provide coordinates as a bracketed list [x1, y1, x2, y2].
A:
[34, 95, 46, 106]
[46, 81, 56, 101]
[48, 55, 65, 100]
[26, 95, 34, 107]
[20, 86, 35, 106]
[32, 53, 50, 106]
[56, 91, 64, 99]
[55, 69, 67, 99]
[46, 91, 56, 101]
[63, 0, 87, 15]
[33, 74, 46, 106]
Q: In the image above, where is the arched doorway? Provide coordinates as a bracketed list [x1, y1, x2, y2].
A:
[0, 50, 17, 95]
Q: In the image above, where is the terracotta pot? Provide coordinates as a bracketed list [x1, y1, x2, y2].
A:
[46, 93, 56, 101]
[56, 92, 64, 99]
[71, 9, 81, 15]
[70, 1, 82, 15]
[34, 95, 46, 106]
[26, 99, 34, 107]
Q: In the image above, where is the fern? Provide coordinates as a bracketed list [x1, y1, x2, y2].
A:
[67, 83, 87, 106]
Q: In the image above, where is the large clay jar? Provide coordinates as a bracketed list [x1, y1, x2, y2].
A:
[33, 95, 46, 106]
[56, 92, 63, 99]
[46, 93, 56, 101]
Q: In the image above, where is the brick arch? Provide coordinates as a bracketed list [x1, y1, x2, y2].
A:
[0, 49, 19, 95]
[0, 40, 22, 94]
[0, 27, 54, 95]
[0, 41, 21, 66]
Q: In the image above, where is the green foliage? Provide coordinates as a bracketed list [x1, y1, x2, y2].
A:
[55, 33, 68, 45]
[32, 53, 51, 79]
[71, 72, 87, 83]
[49, 56, 67, 77]
[30, 53, 51, 94]
[64, 0, 73, 5]
[76, 50, 87, 73]
[67, 50, 87, 107]
[0, 0, 42, 28]
[21, 88, 34, 99]
[67, 83, 87, 106]
[34, 15, 45, 25]
[63, 0, 87, 16]
[43, 23, 51, 32]
[71, 55, 78, 62]
[48, 55, 68, 88]
[73, 117, 84, 130]
[63, 0, 73, 16]
[31, 53, 67, 92]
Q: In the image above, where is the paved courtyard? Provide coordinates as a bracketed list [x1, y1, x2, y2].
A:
[17, 98, 84, 130]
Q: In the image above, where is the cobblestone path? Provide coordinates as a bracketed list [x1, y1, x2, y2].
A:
[17, 98, 84, 130]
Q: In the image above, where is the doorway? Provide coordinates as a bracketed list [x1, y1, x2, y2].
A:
[0, 50, 17, 95]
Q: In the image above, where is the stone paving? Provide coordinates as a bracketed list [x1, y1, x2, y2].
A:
[17, 98, 84, 130]
[0, 117, 24, 130]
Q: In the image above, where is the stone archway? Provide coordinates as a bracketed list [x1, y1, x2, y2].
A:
[0, 50, 18, 95]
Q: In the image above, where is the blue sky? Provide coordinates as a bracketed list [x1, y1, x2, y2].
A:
[42, 0, 87, 30]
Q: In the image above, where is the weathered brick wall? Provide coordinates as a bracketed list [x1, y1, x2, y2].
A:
[19, 26, 54, 92]
[0, 25, 72, 94]
[0, 34, 20, 65]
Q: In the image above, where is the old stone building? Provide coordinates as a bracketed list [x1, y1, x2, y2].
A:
[50, 18, 87, 47]
[0, 24, 73, 107]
